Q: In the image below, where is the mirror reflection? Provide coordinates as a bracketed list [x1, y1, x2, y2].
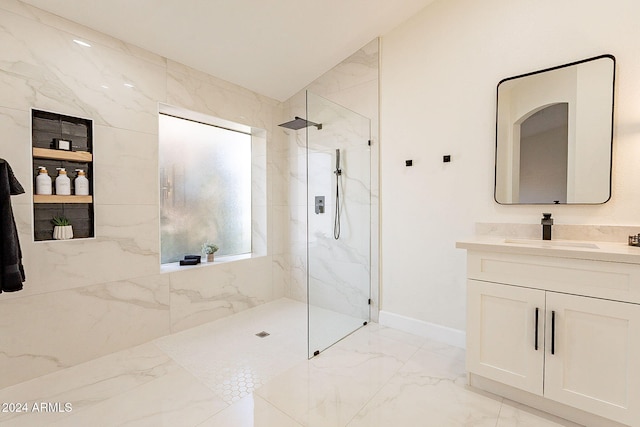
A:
[494, 55, 615, 204]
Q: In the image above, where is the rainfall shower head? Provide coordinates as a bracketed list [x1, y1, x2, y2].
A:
[278, 116, 322, 130]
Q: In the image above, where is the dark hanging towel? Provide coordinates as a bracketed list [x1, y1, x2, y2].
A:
[0, 158, 25, 293]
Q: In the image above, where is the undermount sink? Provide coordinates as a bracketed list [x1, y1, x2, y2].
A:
[503, 238, 600, 249]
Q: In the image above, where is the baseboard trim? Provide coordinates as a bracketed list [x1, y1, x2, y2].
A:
[469, 374, 628, 427]
[378, 310, 466, 348]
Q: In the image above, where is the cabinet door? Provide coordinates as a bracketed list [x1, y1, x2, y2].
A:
[467, 280, 545, 395]
[545, 292, 640, 426]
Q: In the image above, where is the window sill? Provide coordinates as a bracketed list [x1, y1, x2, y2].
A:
[160, 253, 257, 274]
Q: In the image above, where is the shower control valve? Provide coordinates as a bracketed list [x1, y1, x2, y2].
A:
[315, 196, 325, 214]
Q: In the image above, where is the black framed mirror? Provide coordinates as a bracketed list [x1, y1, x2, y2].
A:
[494, 55, 615, 204]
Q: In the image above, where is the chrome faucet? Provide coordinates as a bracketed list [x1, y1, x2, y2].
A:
[541, 213, 553, 240]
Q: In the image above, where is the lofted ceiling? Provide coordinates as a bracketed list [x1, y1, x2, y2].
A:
[20, 0, 436, 101]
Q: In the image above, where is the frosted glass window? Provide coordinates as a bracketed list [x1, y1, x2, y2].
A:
[159, 114, 251, 264]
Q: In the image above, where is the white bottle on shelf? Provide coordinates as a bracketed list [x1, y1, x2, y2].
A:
[74, 169, 89, 196]
[55, 168, 71, 195]
[35, 166, 52, 195]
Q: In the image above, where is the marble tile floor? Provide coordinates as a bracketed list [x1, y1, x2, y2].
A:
[0, 298, 583, 426]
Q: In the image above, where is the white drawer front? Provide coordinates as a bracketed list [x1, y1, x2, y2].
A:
[467, 251, 640, 304]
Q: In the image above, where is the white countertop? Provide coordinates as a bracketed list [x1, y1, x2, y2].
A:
[456, 236, 640, 264]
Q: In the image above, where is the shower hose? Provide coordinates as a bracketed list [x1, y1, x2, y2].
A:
[334, 169, 341, 240]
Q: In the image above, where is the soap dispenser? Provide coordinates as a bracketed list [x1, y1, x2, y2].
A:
[74, 169, 89, 196]
[35, 166, 52, 195]
[55, 167, 71, 195]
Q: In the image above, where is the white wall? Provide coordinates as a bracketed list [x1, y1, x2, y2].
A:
[380, 0, 640, 332]
[573, 58, 615, 202]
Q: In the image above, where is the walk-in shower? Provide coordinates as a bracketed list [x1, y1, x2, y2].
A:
[280, 91, 371, 358]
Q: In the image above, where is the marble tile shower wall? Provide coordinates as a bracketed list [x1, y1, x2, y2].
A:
[307, 147, 371, 319]
[0, 0, 285, 388]
[282, 39, 380, 320]
[305, 97, 371, 321]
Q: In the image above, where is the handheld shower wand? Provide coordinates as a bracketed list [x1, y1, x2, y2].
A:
[334, 149, 342, 240]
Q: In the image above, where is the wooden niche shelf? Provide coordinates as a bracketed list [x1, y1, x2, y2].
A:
[33, 147, 93, 162]
[31, 109, 95, 241]
[33, 195, 93, 204]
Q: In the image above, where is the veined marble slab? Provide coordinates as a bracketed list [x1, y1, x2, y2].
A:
[457, 236, 640, 264]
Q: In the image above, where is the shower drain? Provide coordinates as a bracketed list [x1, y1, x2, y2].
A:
[255, 331, 270, 338]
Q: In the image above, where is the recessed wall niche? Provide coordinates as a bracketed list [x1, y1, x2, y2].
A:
[31, 109, 95, 241]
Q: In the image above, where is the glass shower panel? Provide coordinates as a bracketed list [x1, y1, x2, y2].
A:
[306, 91, 371, 358]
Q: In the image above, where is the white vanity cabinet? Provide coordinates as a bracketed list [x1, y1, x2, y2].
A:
[467, 280, 545, 395]
[458, 241, 640, 427]
[544, 291, 640, 422]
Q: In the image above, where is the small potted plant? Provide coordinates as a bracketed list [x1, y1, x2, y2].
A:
[52, 216, 73, 240]
[202, 242, 219, 262]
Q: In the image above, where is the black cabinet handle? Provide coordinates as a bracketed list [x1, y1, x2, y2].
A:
[535, 308, 539, 351]
[551, 310, 556, 355]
